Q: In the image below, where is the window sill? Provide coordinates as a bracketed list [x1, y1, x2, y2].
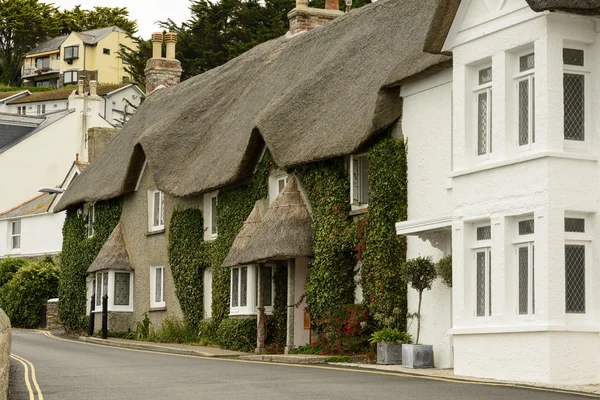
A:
[149, 307, 167, 312]
[146, 229, 165, 236]
[452, 151, 598, 178]
[350, 207, 368, 216]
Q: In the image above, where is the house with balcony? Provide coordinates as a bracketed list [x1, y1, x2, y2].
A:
[21, 27, 136, 88]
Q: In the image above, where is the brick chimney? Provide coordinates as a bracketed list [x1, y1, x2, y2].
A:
[144, 32, 183, 95]
[87, 127, 117, 164]
[288, 0, 344, 36]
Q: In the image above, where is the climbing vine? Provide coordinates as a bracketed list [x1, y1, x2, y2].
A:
[361, 137, 408, 328]
[295, 158, 356, 325]
[59, 198, 123, 332]
[169, 207, 207, 329]
[267, 266, 288, 349]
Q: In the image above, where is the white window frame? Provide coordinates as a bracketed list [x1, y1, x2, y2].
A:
[87, 203, 95, 238]
[9, 219, 21, 252]
[37, 104, 46, 115]
[472, 222, 492, 319]
[515, 51, 535, 150]
[350, 154, 369, 209]
[513, 217, 535, 318]
[564, 214, 592, 320]
[269, 173, 289, 203]
[150, 266, 166, 309]
[210, 193, 218, 238]
[204, 191, 219, 241]
[148, 189, 165, 232]
[229, 264, 275, 316]
[474, 65, 493, 160]
[562, 46, 590, 151]
[91, 270, 134, 313]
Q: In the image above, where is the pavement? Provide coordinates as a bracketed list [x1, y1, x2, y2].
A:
[8, 329, 597, 399]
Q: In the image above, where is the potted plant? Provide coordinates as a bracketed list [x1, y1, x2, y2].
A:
[369, 327, 412, 365]
[403, 256, 437, 368]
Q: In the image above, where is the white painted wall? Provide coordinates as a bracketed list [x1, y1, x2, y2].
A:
[3, 99, 69, 116]
[293, 257, 310, 347]
[0, 93, 112, 212]
[0, 212, 65, 259]
[102, 86, 144, 126]
[401, 68, 454, 368]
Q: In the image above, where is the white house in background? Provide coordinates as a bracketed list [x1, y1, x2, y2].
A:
[0, 81, 142, 213]
[397, 0, 600, 386]
[0, 83, 143, 126]
[0, 160, 85, 259]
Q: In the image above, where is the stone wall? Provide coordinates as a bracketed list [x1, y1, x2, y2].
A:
[0, 308, 10, 400]
[46, 299, 62, 331]
[288, 8, 342, 36]
[93, 312, 134, 333]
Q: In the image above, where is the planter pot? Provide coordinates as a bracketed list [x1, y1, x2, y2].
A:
[402, 344, 433, 368]
[376, 342, 403, 365]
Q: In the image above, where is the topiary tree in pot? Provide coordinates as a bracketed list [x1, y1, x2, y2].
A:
[402, 256, 437, 368]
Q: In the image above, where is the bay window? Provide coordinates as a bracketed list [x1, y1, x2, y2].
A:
[91, 270, 133, 313]
[230, 265, 275, 316]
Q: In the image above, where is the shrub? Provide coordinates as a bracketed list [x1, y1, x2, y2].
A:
[404, 256, 437, 344]
[369, 327, 412, 344]
[0, 257, 27, 287]
[437, 255, 452, 288]
[153, 316, 200, 344]
[0, 256, 59, 328]
[216, 317, 256, 352]
[313, 304, 370, 355]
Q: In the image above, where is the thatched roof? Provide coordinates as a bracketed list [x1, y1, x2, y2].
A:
[55, 0, 449, 212]
[424, 0, 600, 55]
[87, 223, 132, 273]
[223, 176, 313, 267]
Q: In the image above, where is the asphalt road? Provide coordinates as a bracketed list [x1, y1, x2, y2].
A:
[8, 330, 595, 400]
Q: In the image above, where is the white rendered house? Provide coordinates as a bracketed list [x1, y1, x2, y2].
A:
[397, 0, 600, 386]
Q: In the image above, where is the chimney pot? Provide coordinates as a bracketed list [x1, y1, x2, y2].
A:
[165, 32, 177, 60]
[151, 32, 163, 58]
[89, 80, 98, 96]
[296, 0, 308, 8]
[325, 0, 338, 10]
[77, 79, 85, 95]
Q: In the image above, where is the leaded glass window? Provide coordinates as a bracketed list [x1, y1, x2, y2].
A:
[211, 195, 218, 235]
[518, 246, 529, 315]
[565, 245, 585, 313]
[477, 226, 491, 241]
[96, 274, 102, 307]
[232, 268, 239, 307]
[564, 73, 585, 141]
[114, 273, 130, 306]
[520, 53, 535, 72]
[240, 267, 247, 307]
[565, 218, 585, 233]
[475, 248, 491, 317]
[563, 48, 584, 66]
[479, 67, 492, 85]
[519, 219, 534, 235]
[476, 66, 492, 157]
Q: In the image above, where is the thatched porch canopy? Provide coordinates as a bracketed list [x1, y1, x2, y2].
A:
[87, 223, 132, 273]
[223, 176, 313, 267]
[55, 0, 450, 212]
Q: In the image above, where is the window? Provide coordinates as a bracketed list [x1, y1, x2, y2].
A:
[63, 45, 79, 61]
[516, 218, 535, 316]
[350, 154, 368, 208]
[474, 224, 491, 317]
[517, 53, 535, 147]
[149, 190, 165, 232]
[150, 266, 165, 308]
[37, 104, 46, 115]
[17, 106, 25, 116]
[563, 48, 586, 142]
[122, 76, 130, 83]
[230, 265, 275, 315]
[210, 195, 217, 236]
[114, 272, 131, 306]
[103, 48, 110, 55]
[95, 272, 109, 308]
[35, 57, 50, 70]
[64, 70, 78, 85]
[10, 220, 21, 251]
[87, 203, 95, 238]
[564, 216, 588, 314]
[277, 176, 289, 194]
[476, 66, 493, 157]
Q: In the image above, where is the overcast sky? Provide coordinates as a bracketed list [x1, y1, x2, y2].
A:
[53, 0, 192, 39]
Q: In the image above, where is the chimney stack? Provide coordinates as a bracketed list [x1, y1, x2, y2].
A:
[89, 80, 98, 96]
[144, 31, 183, 95]
[288, 0, 343, 36]
[87, 128, 117, 164]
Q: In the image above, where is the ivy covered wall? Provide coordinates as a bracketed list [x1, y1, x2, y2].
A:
[59, 198, 123, 332]
[361, 137, 408, 327]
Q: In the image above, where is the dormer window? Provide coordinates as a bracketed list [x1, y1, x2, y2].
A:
[517, 53, 535, 147]
[148, 190, 165, 232]
[350, 154, 368, 209]
[63, 45, 80, 63]
[476, 66, 493, 158]
[563, 48, 586, 143]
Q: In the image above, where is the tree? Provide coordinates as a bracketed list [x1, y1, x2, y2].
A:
[404, 256, 437, 344]
[0, 0, 60, 85]
[118, 37, 152, 86]
[54, 6, 137, 36]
